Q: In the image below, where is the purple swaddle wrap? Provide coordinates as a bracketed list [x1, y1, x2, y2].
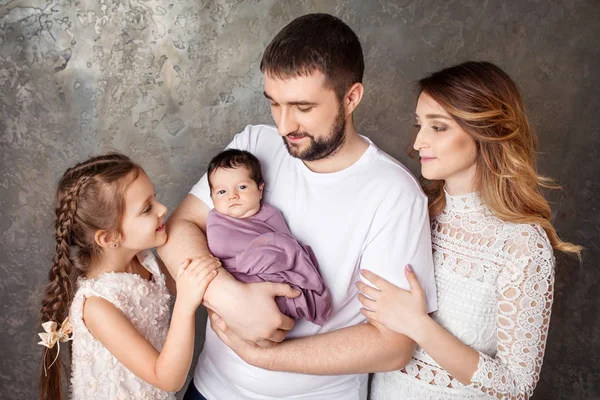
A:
[206, 203, 332, 325]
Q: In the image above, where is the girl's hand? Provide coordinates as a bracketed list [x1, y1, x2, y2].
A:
[175, 256, 221, 313]
[356, 265, 429, 339]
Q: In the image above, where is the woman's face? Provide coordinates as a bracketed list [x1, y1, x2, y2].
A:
[413, 92, 478, 195]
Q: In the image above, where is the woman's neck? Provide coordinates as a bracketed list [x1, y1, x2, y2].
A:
[444, 166, 477, 195]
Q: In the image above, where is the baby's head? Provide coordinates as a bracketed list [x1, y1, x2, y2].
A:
[208, 149, 264, 218]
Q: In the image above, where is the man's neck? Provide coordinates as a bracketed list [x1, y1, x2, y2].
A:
[302, 126, 369, 174]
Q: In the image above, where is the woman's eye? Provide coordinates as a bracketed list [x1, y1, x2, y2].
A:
[432, 125, 447, 132]
[413, 123, 421, 129]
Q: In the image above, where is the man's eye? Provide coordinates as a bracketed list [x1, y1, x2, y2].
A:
[298, 106, 312, 113]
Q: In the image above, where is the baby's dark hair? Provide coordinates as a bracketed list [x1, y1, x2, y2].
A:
[207, 149, 264, 192]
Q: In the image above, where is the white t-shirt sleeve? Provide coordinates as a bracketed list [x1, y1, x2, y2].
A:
[360, 194, 438, 313]
[189, 125, 256, 208]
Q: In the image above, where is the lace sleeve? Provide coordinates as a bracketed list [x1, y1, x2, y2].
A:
[468, 225, 555, 399]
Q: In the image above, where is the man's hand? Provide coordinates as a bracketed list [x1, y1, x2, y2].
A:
[208, 310, 265, 365]
[210, 280, 301, 347]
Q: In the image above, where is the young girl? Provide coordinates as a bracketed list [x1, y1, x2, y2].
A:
[38, 153, 221, 400]
[357, 62, 582, 399]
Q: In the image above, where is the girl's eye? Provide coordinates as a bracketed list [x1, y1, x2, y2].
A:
[432, 125, 447, 132]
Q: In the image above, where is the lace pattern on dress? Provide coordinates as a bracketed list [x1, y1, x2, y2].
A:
[69, 250, 174, 400]
[372, 192, 555, 400]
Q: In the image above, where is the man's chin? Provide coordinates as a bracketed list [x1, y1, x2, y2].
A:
[284, 140, 308, 159]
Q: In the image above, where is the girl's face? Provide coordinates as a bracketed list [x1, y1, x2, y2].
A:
[119, 171, 168, 251]
[413, 92, 478, 195]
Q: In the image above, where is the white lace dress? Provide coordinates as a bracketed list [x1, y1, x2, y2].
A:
[371, 191, 555, 400]
[69, 250, 174, 400]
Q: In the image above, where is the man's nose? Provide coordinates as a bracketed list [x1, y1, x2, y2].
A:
[277, 108, 299, 136]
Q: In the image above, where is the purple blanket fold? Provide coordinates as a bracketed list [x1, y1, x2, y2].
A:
[206, 203, 332, 325]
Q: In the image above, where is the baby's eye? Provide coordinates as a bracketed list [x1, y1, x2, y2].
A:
[217, 190, 226, 195]
[239, 185, 247, 190]
[143, 204, 153, 214]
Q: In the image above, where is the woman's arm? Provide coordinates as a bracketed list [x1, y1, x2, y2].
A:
[466, 228, 555, 399]
[359, 227, 555, 399]
[83, 258, 219, 392]
[358, 267, 479, 384]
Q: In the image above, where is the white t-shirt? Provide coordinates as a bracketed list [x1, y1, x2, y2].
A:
[190, 124, 437, 400]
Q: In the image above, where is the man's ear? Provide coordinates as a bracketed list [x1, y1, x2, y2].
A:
[94, 230, 121, 249]
[343, 82, 364, 117]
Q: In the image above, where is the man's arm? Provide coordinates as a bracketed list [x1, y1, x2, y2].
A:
[158, 194, 300, 345]
[212, 312, 416, 374]
[210, 188, 435, 372]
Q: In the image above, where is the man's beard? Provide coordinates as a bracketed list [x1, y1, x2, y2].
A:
[282, 106, 346, 161]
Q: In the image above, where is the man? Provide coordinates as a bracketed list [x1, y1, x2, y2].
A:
[158, 13, 437, 400]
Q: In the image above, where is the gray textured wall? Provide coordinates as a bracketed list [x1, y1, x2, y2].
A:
[1, 1, 598, 399]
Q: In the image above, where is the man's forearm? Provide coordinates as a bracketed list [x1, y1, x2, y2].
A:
[253, 323, 416, 375]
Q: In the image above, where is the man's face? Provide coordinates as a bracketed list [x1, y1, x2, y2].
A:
[264, 71, 347, 161]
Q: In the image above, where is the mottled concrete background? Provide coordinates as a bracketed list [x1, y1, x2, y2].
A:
[1, 0, 598, 399]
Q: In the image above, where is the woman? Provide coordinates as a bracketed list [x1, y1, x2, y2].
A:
[358, 61, 581, 399]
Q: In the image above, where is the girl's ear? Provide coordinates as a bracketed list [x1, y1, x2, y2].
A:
[94, 230, 121, 249]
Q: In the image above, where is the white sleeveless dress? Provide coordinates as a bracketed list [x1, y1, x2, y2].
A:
[371, 191, 555, 399]
[69, 250, 175, 400]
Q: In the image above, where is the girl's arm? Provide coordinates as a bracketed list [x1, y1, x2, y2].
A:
[82, 257, 220, 392]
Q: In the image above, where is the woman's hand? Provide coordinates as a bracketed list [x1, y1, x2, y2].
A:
[356, 265, 430, 340]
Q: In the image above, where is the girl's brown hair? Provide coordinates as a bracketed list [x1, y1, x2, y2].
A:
[39, 153, 141, 400]
[417, 61, 581, 256]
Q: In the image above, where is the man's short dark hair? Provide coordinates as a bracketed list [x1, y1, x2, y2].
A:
[260, 13, 364, 101]
[207, 149, 264, 192]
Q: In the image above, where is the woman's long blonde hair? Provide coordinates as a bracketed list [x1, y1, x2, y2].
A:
[417, 61, 581, 257]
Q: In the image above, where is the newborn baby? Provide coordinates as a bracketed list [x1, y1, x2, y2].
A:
[206, 149, 332, 325]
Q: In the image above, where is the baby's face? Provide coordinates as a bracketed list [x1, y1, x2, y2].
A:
[210, 167, 263, 218]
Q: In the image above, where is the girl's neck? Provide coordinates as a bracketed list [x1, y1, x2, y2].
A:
[86, 249, 139, 279]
